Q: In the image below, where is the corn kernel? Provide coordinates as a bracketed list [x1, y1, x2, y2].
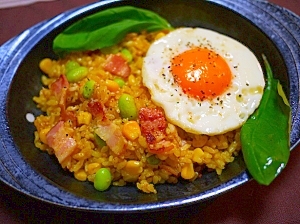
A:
[181, 163, 195, 180]
[74, 169, 87, 181]
[39, 128, 50, 144]
[77, 111, 92, 125]
[192, 148, 204, 164]
[128, 74, 136, 86]
[39, 58, 53, 74]
[124, 160, 143, 175]
[138, 136, 148, 148]
[122, 121, 141, 141]
[105, 80, 120, 92]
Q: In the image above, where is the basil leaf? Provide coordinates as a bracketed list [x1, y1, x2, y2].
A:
[240, 55, 291, 185]
[53, 6, 173, 55]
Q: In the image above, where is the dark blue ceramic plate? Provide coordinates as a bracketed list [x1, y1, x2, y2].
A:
[0, 0, 299, 212]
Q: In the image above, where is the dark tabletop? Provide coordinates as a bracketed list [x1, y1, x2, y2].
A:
[0, 1, 300, 223]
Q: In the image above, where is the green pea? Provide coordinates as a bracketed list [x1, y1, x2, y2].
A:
[94, 133, 106, 148]
[66, 66, 88, 82]
[94, 168, 112, 191]
[113, 78, 125, 88]
[118, 93, 137, 120]
[146, 155, 161, 165]
[121, 48, 133, 62]
[83, 80, 96, 98]
[65, 60, 80, 73]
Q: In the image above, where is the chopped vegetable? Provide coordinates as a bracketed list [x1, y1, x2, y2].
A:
[121, 48, 133, 62]
[181, 163, 195, 180]
[124, 160, 143, 175]
[83, 80, 95, 98]
[53, 6, 173, 55]
[66, 66, 88, 82]
[118, 93, 137, 120]
[39, 58, 53, 74]
[76, 111, 92, 125]
[122, 120, 141, 141]
[65, 60, 80, 73]
[94, 168, 112, 191]
[94, 133, 106, 148]
[240, 55, 290, 185]
[105, 80, 120, 92]
[113, 78, 125, 88]
[146, 155, 161, 165]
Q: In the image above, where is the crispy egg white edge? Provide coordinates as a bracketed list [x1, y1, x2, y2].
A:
[142, 27, 265, 135]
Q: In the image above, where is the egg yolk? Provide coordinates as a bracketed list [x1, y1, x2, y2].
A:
[171, 48, 232, 100]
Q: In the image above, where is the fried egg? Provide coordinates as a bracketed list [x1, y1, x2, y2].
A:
[142, 27, 265, 135]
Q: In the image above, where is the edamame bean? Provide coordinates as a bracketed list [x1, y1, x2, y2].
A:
[83, 80, 96, 98]
[146, 155, 161, 165]
[113, 78, 125, 88]
[66, 66, 88, 82]
[121, 48, 133, 62]
[118, 94, 137, 120]
[94, 168, 112, 191]
[65, 60, 80, 73]
[94, 133, 106, 148]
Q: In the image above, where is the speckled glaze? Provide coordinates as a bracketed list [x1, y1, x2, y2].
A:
[0, 0, 299, 212]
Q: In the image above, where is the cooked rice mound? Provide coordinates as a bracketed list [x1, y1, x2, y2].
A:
[33, 31, 241, 194]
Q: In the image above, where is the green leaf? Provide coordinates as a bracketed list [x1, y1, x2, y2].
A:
[240, 54, 291, 185]
[53, 6, 173, 55]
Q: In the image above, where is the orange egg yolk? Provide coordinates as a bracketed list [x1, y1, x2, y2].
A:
[171, 48, 232, 100]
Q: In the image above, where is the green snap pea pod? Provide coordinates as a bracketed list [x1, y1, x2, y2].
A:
[240, 55, 290, 185]
[94, 133, 107, 148]
[83, 80, 96, 98]
[65, 60, 80, 73]
[121, 48, 133, 62]
[146, 155, 161, 165]
[118, 93, 137, 120]
[113, 78, 125, 88]
[94, 168, 112, 191]
[66, 66, 88, 83]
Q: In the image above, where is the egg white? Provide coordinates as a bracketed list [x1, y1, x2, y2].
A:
[142, 27, 265, 135]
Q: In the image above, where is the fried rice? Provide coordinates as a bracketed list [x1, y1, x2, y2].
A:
[33, 31, 241, 194]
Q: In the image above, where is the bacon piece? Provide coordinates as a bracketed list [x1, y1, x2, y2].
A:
[50, 74, 69, 95]
[95, 122, 125, 155]
[46, 121, 77, 163]
[49, 75, 76, 125]
[87, 100, 105, 120]
[139, 107, 167, 141]
[139, 108, 172, 154]
[103, 54, 131, 78]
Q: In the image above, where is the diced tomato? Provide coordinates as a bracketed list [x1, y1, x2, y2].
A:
[95, 122, 125, 155]
[46, 121, 77, 163]
[104, 54, 131, 78]
[139, 108, 172, 154]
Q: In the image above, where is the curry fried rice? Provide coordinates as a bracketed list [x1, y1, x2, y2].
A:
[33, 31, 241, 194]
